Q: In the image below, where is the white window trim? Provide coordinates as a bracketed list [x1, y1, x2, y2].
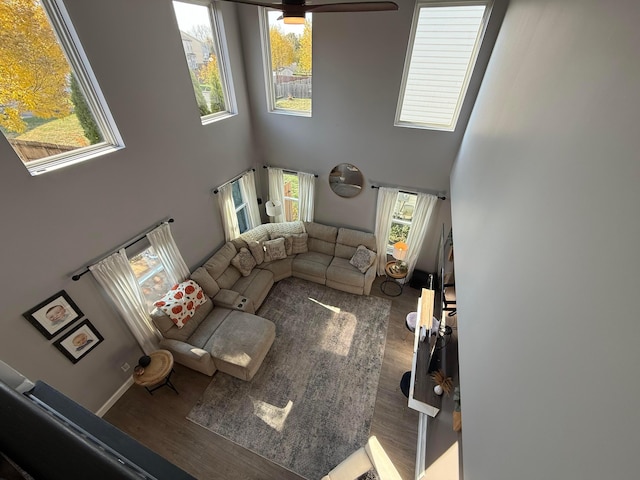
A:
[394, 0, 494, 132]
[258, 8, 312, 118]
[173, 0, 237, 125]
[24, 0, 124, 176]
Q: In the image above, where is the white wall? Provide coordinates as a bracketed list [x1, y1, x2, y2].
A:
[450, 0, 640, 478]
[0, 0, 254, 411]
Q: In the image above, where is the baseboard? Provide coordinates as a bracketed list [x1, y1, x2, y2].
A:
[95, 377, 134, 417]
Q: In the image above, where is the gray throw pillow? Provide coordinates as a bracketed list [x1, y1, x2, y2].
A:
[349, 244, 377, 273]
[270, 234, 293, 256]
[263, 237, 287, 262]
[247, 240, 264, 265]
[290, 232, 309, 254]
[231, 248, 256, 276]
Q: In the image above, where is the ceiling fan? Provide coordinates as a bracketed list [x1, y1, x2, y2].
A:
[220, 0, 399, 24]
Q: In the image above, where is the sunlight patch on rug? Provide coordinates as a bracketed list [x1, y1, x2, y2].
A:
[186, 277, 391, 480]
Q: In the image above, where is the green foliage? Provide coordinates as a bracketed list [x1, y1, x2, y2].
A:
[275, 98, 311, 111]
[70, 75, 102, 144]
[389, 223, 410, 245]
[190, 70, 210, 115]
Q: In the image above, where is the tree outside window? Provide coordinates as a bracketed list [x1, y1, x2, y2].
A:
[388, 192, 417, 250]
[283, 172, 299, 221]
[129, 246, 173, 312]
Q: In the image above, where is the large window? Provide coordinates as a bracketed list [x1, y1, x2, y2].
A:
[388, 192, 417, 252]
[395, 1, 493, 131]
[231, 179, 249, 234]
[260, 9, 312, 116]
[283, 172, 299, 221]
[0, 0, 123, 175]
[172, 0, 236, 123]
[129, 246, 173, 312]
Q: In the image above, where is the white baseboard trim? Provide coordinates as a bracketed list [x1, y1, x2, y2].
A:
[96, 377, 134, 417]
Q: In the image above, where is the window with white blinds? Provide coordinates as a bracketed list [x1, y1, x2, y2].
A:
[395, 1, 493, 131]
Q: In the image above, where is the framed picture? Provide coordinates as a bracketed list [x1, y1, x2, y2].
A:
[53, 319, 103, 364]
[23, 290, 84, 340]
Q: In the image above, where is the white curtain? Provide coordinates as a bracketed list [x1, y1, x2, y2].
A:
[239, 170, 262, 229]
[267, 167, 285, 223]
[405, 193, 439, 281]
[374, 187, 399, 275]
[146, 223, 190, 286]
[298, 172, 316, 222]
[218, 182, 240, 241]
[89, 250, 161, 354]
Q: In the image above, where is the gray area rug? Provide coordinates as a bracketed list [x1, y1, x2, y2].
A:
[187, 277, 391, 479]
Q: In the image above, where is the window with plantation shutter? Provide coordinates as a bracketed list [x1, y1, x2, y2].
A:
[396, 1, 493, 131]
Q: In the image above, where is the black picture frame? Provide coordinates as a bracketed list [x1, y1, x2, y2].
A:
[23, 290, 84, 340]
[53, 319, 103, 364]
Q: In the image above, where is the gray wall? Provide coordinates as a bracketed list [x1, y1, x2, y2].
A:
[450, 0, 640, 478]
[237, 0, 506, 271]
[0, 0, 254, 411]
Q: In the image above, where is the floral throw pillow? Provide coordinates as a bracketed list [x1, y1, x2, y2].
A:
[154, 280, 206, 328]
[231, 247, 257, 277]
[349, 245, 377, 273]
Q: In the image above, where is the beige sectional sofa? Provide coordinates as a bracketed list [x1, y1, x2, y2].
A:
[151, 221, 377, 377]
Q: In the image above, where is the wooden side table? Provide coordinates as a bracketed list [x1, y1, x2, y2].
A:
[133, 349, 178, 395]
[381, 260, 408, 297]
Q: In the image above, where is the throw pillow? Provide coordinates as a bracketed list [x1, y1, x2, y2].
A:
[356, 469, 380, 480]
[350, 245, 377, 273]
[263, 237, 287, 262]
[154, 280, 206, 328]
[231, 248, 257, 277]
[246, 240, 264, 265]
[270, 234, 293, 256]
[290, 232, 309, 254]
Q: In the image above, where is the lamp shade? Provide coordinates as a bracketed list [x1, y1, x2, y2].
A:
[265, 200, 283, 217]
[392, 241, 408, 261]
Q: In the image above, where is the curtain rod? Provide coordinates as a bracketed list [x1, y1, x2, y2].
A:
[211, 168, 256, 195]
[370, 184, 447, 200]
[71, 218, 174, 281]
[263, 165, 318, 178]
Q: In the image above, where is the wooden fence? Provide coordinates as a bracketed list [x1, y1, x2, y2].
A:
[274, 77, 312, 99]
[8, 139, 76, 163]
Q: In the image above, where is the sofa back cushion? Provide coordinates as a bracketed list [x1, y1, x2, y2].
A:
[190, 267, 220, 297]
[304, 222, 338, 256]
[335, 228, 377, 260]
[151, 296, 213, 342]
[204, 242, 241, 289]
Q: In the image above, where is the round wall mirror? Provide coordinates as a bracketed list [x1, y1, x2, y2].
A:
[329, 163, 364, 198]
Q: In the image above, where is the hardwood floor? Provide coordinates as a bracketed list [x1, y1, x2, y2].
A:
[104, 277, 422, 479]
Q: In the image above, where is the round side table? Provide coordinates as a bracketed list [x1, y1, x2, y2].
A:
[381, 261, 408, 297]
[133, 349, 178, 395]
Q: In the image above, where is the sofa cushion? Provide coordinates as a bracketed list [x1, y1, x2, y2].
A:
[327, 257, 366, 288]
[257, 257, 293, 282]
[304, 222, 338, 256]
[263, 237, 287, 262]
[231, 268, 274, 310]
[230, 237, 248, 251]
[190, 267, 220, 297]
[349, 245, 377, 273]
[205, 311, 276, 381]
[290, 232, 309, 254]
[247, 240, 264, 265]
[335, 228, 377, 260]
[231, 247, 256, 276]
[154, 280, 207, 328]
[151, 296, 214, 341]
[204, 242, 241, 289]
[292, 251, 333, 282]
[186, 306, 234, 348]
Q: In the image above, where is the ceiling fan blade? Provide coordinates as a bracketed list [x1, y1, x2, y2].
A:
[305, 1, 398, 13]
[220, 0, 288, 9]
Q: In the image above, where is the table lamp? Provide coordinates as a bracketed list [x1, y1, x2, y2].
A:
[392, 241, 408, 272]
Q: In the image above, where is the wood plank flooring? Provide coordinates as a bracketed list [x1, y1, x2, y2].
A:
[104, 277, 422, 479]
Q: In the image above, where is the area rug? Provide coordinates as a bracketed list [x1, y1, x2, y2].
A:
[187, 277, 391, 479]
